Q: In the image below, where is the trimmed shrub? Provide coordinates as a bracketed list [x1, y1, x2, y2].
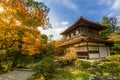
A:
[106, 54, 120, 62]
[32, 57, 60, 80]
[92, 62, 120, 78]
[74, 59, 91, 70]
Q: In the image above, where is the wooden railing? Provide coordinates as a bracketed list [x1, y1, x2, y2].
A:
[63, 34, 82, 43]
[77, 55, 89, 59]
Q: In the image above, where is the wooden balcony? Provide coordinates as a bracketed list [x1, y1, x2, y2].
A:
[78, 56, 89, 59]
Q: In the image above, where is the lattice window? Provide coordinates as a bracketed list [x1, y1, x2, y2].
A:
[79, 46, 87, 51]
[76, 30, 79, 34]
[88, 46, 98, 51]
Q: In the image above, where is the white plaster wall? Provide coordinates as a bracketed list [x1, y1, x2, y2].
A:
[71, 33, 73, 37]
[89, 54, 99, 59]
[74, 44, 80, 47]
[99, 47, 108, 57]
[76, 30, 79, 34]
[107, 47, 110, 55]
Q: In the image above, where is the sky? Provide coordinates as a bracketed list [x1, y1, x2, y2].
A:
[37, 0, 120, 40]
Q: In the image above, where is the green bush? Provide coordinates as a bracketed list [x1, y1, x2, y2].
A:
[32, 57, 60, 80]
[74, 59, 91, 70]
[92, 62, 120, 78]
[16, 55, 33, 68]
[91, 55, 120, 79]
[106, 54, 120, 62]
[1, 61, 13, 72]
[73, 71, 91, 80]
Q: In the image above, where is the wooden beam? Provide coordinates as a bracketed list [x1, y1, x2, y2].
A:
[87, 42, 89, 59]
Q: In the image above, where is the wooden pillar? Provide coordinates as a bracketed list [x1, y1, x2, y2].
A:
[86, 42, 89, 59]
[98, 43, 101, 59]
[106, 46, 109, 56]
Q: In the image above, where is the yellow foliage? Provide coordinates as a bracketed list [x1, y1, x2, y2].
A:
[65, 47, 77, 60]
[36, 75, 45, 80]
[108, 33, 120, 41]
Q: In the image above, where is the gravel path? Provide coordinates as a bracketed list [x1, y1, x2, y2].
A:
[0, 69, 34, 80]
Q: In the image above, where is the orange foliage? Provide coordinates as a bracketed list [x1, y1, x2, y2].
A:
[50, 40, 64, 55]
[23, 41, 41, 55]
[22, 37, 30, 43]
[35, 39, 40, 47]
[0, 0, 48, 55]
[22, 29, 41, 55]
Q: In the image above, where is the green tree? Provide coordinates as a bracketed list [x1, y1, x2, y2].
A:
[49, 34, 53, 42]
[100, 16, 120, 54]
[40, 34, 48, 44]
[100, 16, 119, 38]
[99, 17, 110, 38]
[108, 33, 120, 54]
[102, 17, 109, 26]
[32, 34, 55, 62]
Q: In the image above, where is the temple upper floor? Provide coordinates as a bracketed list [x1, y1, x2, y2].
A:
[65, 26, 99, 40]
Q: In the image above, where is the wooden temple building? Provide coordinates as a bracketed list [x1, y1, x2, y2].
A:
[59, 16, 112, 59]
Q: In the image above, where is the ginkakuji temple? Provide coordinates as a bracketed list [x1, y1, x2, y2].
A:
[59, 16, 112, 59]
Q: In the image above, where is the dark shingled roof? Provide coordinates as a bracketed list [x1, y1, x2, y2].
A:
[61, 16, 108, 35]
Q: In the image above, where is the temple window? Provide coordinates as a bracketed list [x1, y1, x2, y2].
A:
[76, 30, 79, 34]
[88, 46, 98, 51]
[73, 31, 76, 36]
[71, 33, 73, 37]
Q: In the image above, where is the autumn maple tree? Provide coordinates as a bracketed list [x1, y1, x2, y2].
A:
[0, 0, 50, 55]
